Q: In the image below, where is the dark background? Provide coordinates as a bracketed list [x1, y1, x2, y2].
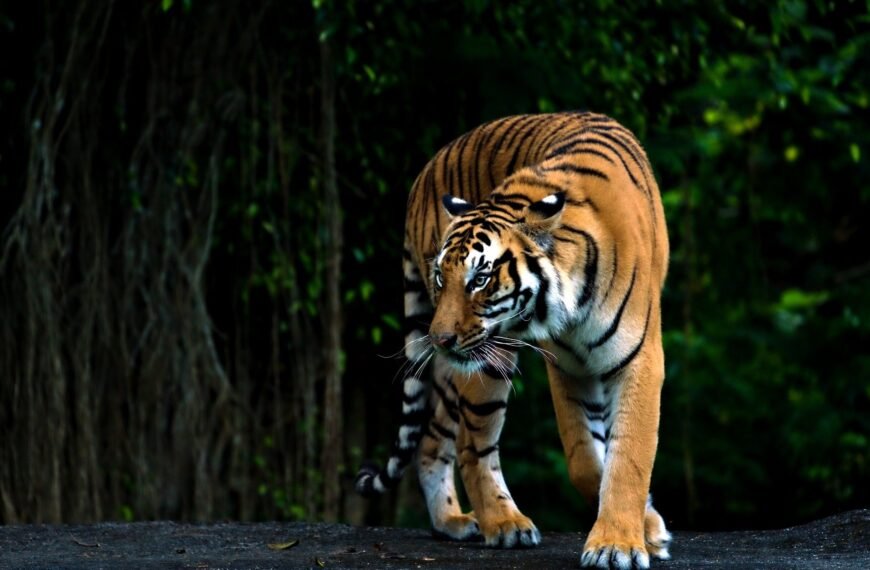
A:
[0, 0, 868, 533]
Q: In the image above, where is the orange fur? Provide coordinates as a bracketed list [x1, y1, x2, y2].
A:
[359, 112, 671, 568]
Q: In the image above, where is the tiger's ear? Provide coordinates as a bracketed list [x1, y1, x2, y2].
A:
[525, 192, 566, 232]
[442, 195, 473, 217]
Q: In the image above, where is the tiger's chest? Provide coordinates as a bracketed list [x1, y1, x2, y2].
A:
[544, 308, 636, 380]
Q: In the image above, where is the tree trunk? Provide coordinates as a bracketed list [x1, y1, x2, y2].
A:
[318, 34, 344, 522]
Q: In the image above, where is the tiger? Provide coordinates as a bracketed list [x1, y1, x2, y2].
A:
[356, 112, 672, 569]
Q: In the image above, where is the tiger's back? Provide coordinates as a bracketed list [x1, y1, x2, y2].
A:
[406, 112, 667, 292]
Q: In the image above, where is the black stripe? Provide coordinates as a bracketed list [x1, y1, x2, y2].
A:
[553, 235, 580, 244]
[566, 198, 599, 212]
[491, 192, 533, 204]
[584, 115, 618, 124]
[403, 314, 432, 337]
[505, 116, 547, 175]
[560, 226, 599, 308]
[481, 359, 514, 380]
[431, 381, 460, 423]
[474, 120, 500, 196]
[542, 163, 609, 181]
[524, 254, 549, 323]
[506, 175, 570, 196]
[606, 128, 653, 182]
[486, 116, 529, 189]
[600, 300, 653, 382]
[468, 129, 487, 203]
[430, 421, 457, 440]
[430, 154, 447, 236]
[588, 130, 650, 196]
[423, 164, 437, 241]
[547, 130, 592, 157]
[547, 147, 615, 164]
[477, 445, 499, 458]
[489, 199, 527, 211]
[588, 265, 637, 349]
[402, 387, 426, 405]
[585, 409, 610, 422]
[486, 204, 522, 218]
[557, 136, 641, 189]
[590, 430, 606, 443]
[553, 336, 586, 366]
[397, 408, 429, 426]
[460, 397, 508, 416]
[600, 242, 619, 307]
[455, 131, 475, 199]
[493, 249, 515, 268]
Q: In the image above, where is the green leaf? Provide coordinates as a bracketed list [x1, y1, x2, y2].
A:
[360, 280, 374, 301]
[381, 313, 400, 330]
[779, 288, 830, 310]
[267, 539, 299, 551]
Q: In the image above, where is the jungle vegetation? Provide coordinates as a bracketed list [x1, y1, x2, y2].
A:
[0, 0, 868, 531]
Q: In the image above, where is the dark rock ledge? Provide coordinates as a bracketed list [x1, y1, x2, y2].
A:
[1, 510, 867, 569]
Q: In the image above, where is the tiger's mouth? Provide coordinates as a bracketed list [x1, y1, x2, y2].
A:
[439, 338, 518, 379]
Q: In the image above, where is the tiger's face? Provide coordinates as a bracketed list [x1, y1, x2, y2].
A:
[428, 192, 566, 373]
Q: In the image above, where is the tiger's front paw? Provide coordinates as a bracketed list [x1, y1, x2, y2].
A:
[580, 524, 649, 569]
[480, 513, 541, 548]
[432, 513, 481, 541]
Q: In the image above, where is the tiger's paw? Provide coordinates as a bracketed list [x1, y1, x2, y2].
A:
[644, 506, 672, 560]
[432, 513, 481, 541]
[580, 525, 649, 569]
[480, 513, 541, 548]
[580, 544, 649, 570]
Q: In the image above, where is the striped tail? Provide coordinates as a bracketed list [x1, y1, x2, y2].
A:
[356, 240, 434, 496]
[355, 375, 430, 496]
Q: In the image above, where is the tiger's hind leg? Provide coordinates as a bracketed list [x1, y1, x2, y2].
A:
[644, 498, 672, 560]
[453, 356, 541, 548]
[416, 356, 481, 541]
[543, 359, 606, 507]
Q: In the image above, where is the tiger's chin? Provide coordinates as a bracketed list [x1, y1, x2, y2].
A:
[444, 351, 488, 374]
[440, 346, 517, 380]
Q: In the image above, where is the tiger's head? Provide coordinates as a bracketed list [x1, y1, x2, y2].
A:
[428, 191, 569, 373]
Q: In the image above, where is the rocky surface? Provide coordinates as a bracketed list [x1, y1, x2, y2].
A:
[1, 509, 868, 569]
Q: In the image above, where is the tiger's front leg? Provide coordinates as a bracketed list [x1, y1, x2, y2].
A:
[454, 366, 541, 548]
[416, 357, 481, 541]
[544, 357, 671, 569]
[580, 341, 669, 569]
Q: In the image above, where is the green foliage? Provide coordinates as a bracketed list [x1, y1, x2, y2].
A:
[324, 0, 870, 530]
[2, 0, 866, 529]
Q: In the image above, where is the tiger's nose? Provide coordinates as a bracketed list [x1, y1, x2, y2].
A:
[431, 333, 458, 349]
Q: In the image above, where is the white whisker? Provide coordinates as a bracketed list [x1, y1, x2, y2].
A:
[380, 334, 430, 360]
[491, 335, 556, 363]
